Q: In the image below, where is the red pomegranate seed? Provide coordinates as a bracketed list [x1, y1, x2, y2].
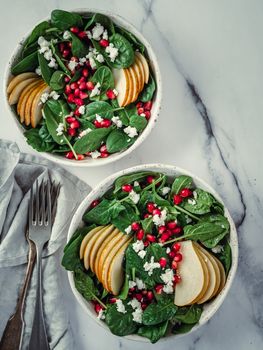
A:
[172, 227, 182, 235]
[65, 85, 72, 95]
[142, 290, 148, 296]
[169, 251, 176, 259]
[165, 229, 173, 237]
[100, 119, 111, 128]
[99, 39, 109, 47]
[94, 120, 102, 128]
[66, 116, 76, 124]
[68, 42, 72, 48]
[79, 91, 88, 99]
[147, 291, 154, 300]
[131, 222, 140, 231]
[174, 253, 183, 262]
[141, 303, 148, 310]
[74, 108, 81, 116]
[77, 154, 85, 160]
[67, 94, 75, 103]
[64, 76, 70, 83]
[173, 194, 183, 205]
[172, 243, 181, 252]
[158, 226, 166, 235]
[171, 259, 178, 270]
[70, 120, 80, 129]
[94, 303, 102, 313]
[146, 175, 154, 184]
[174, 274, 181, 284]
[70, 82, 78, 90]
[147, 202, 155, 213]
[160, 232, 170, 242]
[136, 102, 143, 109]
[144, 101, 152, 111]
[154, 284, 163, 294]
[78, 76, 85, 84]
[144, 213, 151, 219]
[75, 98, 84, 106]
[68, 128, 76, 136]
[152, 208, 161, 216]
[86, 81, 95, 90]
[106, 89, 116, 99]
[65, 151, 74, 159]
[122, 184, 133, 192]
[180, 188, 192, 198]
[90, 199, 100, 208]
[135, 293, 143, 301]
[62, 49, 70, 58]
[74, 88, 80, 97]
[146, 234, 156, 243]
[100, 152, 109, 158]
[109, 297, 117, 304]
[82, 68, 89, 77]
[70, 26, 80, 33]
[159, 257, 167, 268]
[79, 82, 87, 90]
[78, 31, 86, 39]
[136, 229, 144, 240]
[167, 221, 177, 230]
[100, 144, 107, 153]
[144, 111, 151, 120]
[59, 43, 65, 52]
[137, 107, 144, 115]
[144, 240, 149, 247]
[129, 287, 136, 293]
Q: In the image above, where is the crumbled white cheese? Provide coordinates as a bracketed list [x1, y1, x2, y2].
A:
[140, 113, 146, 117]
[95, 114, 103, 122]
[78, 105, 85, 115]
[134, 181, 139, 187]
[185, 216, 192, 224]
[125, 225, 132, 234]
[163, 284, 174, 294]
[166, 247, 171, 254]
[56, 123, 64, 136]
[132, 240, 144, 253]
[90, 82, 101, 98]
[96, 54, 104, 63]
[193, 191, 198, 199]
[38, 36, 50, 50]
[123, 126, 138, 138]
[128, 280, 137, 289]
[143, 256, 160, 276]
[35, 66, 41, 75]
[138, 250, 146, 259]
[152, 209, 167, 227]
[160, 269, 174, 285]
[135, 278, 145, 290]
[49, 90, 60, 100]
[129, 190, 140, 204]
[92, 23, 104, 40]
[43, 49, 52, 60]
[63, 30, 71, 40]
[90, 150, 101, 159]
[188, 199, 196, 205]
[68, 59, 78, 72]
[128, 298, 141, 310]
[48, 57, 58, 69]
[116, 299, 126, 314]
[132, 308, 143, 323]
[97, 309, 105, 320]
[40, 92, 49, 104]
[86, 30, 92, 39]
[161, 187, 171, 196]
[102, 29, 108, 40]
[112, 116, 122, 128]
[212, 245, 224, 254]
[79, 57, 87, 65]
[113, 88, 118, 96]
[105, 43, 119, 62]
[79, 128, 92, 138]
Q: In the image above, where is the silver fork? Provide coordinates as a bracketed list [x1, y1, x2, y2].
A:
[27, 179, 57, 350]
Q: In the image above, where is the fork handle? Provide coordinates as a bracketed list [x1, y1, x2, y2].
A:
[28, 243, 50, 350]
[0, 239, 36, 350]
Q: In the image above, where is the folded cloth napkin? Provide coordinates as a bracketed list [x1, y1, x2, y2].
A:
[0, 139, 91, 349]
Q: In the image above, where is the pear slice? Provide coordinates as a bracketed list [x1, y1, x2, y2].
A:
[213, 255, 226, 294]
[174, 240, 207, 306]
[79, 226, 104, 260]
[133, 60, 144, 94]
[135, 56, 145, 91]
[30, 85, 51, 128]
[24, 83, 46, 126]
[83, 225, 110, 270]
[122, 69, 133, 107]
[128, 65, 141, 104]
[7, 72, 38, 94]
[8, 77, 39, 105]
[135, 52, 149, 84]
[112, 68, 130, 107]
[89, 225, 115, 272]
[97, 231, 125, 282]
[107, 239, 132, 295]
[17, 80, 43, 123]
[94, 227, 120, 276]
[191, 247, 210, 304]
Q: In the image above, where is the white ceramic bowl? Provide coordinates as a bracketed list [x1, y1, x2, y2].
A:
[67, 164, 238, 342]
[4, 9, 162, 167]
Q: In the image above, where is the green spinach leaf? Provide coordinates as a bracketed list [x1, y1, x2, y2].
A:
[83, 101, 113, 121]
[37, 52, 54, 84]
[173, 305, 202, 324]
[106, 129, 132, 153]
[105, 302, 137, 336]
[49, 70, 66, 91]
[51, 9, 83, 30]
[74, 269, 100, 301]
[24, 128, 55, 152]
[11, 51, 38, 75]
[114, 171, 155, 193]
[111, 202, 139, 232]
[218, 241, 232, 274]
[142, 297, 177, 325]
[91, 66, 114, 100]
[70, 33, 89, 57]
[74, 127, 112, 153]
[137, 321, 168, 343]
[129, 114, 147, 132]
[23, 21, 50, 48]
[139, 74, 156, 102]
[171, 175, 192, 196]
[108, 33, 134, 68]
[83, 199, 125, 225]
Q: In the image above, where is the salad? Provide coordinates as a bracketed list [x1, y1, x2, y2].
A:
[7, 10, 156, 160]
[62, 171, 232, 343]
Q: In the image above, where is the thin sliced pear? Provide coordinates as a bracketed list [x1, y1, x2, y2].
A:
[191, 247, 210, 304]
[24, 83, 46, 126]
[133, 61, 144, 94]
[112, 68, 130, 107]
[100, 233, 132, 290]
[122, 69, 133, 107]
[8, 77, 38, 105]
[94, 227, 120, 277]
[128, 65, 140, 103]
[7, 72, 38, 94]
[79, 226, 103, 260]
[135, 52, 149, 84]
[135, 56, 145, 91]
[107, 239, 132, 295]
[213, 255, 226, 294]
[30, 85, 51, 128]
[89, 225, 115, 272]
[97, 231, 125, 282]
[17, 80, 42, 123]
[83, 225, 110, 270]
[174, 240, 206, 306]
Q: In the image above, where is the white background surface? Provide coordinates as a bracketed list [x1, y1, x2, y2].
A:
[1, 1, 262, 349]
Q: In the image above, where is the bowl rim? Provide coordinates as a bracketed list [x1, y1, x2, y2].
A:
[3, 8, 162, 167]
[66, 163, 238, 342]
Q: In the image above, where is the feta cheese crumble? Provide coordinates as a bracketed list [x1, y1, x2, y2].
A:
[90, 82, 101, 98]
[90, 150, 101, 159]
[161, 269, 174, 294]
[49, 91, 60, 100]
[212, 245, 224, 254]
[78, 105, 85, 115]
[116, 299, 126, 314]
[68, 59, 78, 72]
[125, 225, 132, 234]
[128, 298, 143, 324]
[92, 23, 104, 40]
[135, 278, 146, 290]
[102, 29, 108, 40]
[129, 190, 140, 204]
[95, 114, 103, 122]
[161, 187, 171, 196]
[138, 250, 146, 259]
[188, 199, 196, 205]
[132, 240, 144, 253]
[97, 309, 105, 320]
[105, 43, 119, 62]
[112, 116, 122, 128]
[79, 128, 92, 138]
[152, 209, 167, 227]
[56, 123, 64, 136]
[96, 53, 104, 63]
[193, 191, 198, 199]
[40, 92, 49, 104]
[143, 256, 160, 276]
[38, 36, 58, 69]
[134, 181, 139, 187]
[35, 66, 41, 75]
[128, 280, 137, 289]
[166, 247, 171, 254]
[163, 284, 174, 294]
[123, 126, 138, 138]
[63, 30, 71, 40]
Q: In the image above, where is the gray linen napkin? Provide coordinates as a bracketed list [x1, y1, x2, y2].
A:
[0, 139, 91, 349]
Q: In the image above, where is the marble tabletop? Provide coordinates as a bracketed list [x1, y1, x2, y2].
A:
[0, 0, 262, 349]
